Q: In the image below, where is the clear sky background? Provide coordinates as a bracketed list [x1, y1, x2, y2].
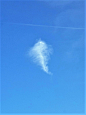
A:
[1, 0, 85, 114]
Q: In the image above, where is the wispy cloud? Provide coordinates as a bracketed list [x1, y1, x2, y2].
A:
[29, 39, 52, 74]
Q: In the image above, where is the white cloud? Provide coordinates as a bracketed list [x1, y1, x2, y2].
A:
[29, 39, 52, 75]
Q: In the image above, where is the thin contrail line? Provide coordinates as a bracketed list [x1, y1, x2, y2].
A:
[2, 22, 85, 30]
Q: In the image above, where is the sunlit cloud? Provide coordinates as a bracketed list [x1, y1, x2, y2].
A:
[29, 39, 52, 74]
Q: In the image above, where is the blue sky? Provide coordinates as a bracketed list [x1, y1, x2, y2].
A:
[1, 0, 85, 114]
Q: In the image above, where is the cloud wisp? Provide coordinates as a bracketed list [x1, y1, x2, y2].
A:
[29, 39, 52, 75]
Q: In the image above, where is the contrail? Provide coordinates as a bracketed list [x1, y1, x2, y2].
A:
[3, 22, 85, 30]
[29, 39, 52, 75]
